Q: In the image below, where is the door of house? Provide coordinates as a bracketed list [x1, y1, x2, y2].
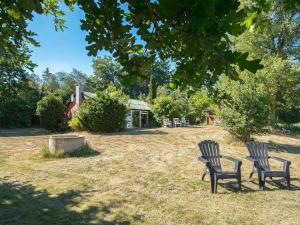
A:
[140, 111, 148, 127]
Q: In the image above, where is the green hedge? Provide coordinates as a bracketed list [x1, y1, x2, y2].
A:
[69, 92, 127, 132]
[36, 94, 66, 131]
[151, 95, 187, 124]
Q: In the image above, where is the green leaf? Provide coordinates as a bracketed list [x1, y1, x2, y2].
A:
[243, 12, 257, 29]
[7, 9, 21, 19]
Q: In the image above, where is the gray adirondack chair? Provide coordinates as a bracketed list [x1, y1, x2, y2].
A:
[198, 140, 242, 193]
[246, 141, 291, 190]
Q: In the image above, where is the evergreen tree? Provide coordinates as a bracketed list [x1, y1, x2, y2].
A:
[148, 75, 157, 102]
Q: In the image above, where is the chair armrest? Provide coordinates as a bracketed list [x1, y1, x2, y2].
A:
[246, 156, 256, 162]
[198, 156, 208, 164]
[270, 156, 291, 172]
[222, 156, 242, 173]
[222, 155, 241, 163]
[246, 156, 262, 171]
[270, 156, 291, 164]
[198, 156, 216, 173]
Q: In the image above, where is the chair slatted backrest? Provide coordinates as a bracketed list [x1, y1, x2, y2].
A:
[163, 119, 170, 125]
[198, 140, 222, 171]
[246, 141, 270, 170]
[173, 118, 180, 123]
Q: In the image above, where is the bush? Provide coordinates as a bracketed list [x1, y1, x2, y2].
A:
[70, 92, 127, 132]
[188, 91, 213, 124]
[278, 106, 300, 126]
[218, 74, 269, 142]
[0, 86, 40, 128]
[36, 94, 66, 131]
[152, 95, 187, 124]
[68, 117, 83, 130]
[105, 82, 129, 105]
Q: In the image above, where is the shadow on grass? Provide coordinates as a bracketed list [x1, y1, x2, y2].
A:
[0, 177, 144, 225]
[0, 128, 49, 137]
[214, 177, 300, 193]
[248, 178, 300, 191]
[67, 144, 101, 158]
[265, 140, 300, 154]
[217, 182, 256, 194]
[41, 143, 101, 159]
[104, 128, 169, 136]
[266, 178, 300, 191]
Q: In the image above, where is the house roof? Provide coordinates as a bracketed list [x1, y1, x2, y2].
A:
[128, 99, 151, 111]
[82, 91, 150, 111]
[83, 91, 96, 98]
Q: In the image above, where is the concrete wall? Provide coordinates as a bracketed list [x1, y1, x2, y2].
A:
[49, 135, 84, 154]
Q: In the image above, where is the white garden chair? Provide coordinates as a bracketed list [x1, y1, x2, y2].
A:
[163, 119, 172, 128]
[173, 118, 181, 127]
[181, 118, 189, 127]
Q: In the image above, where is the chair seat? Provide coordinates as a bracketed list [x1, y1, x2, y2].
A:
[216, 170, 239, 179]
[261, 170, 287, 177]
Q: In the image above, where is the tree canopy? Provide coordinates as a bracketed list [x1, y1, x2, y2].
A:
[217, 0, 300, 139]
[40, 68, 88, 101]
[0, 57, 40, 127]
[0, 0, 74, 69]
[79, 0, 264, 86]
[2, 0, 299, 86]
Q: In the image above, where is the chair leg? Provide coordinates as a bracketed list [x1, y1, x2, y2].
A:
[286, 175, 291, 190]
[210, 175, 215, 193]
[259, 177, 265, 190]
[201, 170, 207, 181]
[213, 176, 218, 193]
[238, 176, 242, 191]
[249, 166, 255, 178]
[249, 171, 254, 179]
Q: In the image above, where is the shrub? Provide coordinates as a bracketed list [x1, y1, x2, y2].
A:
[218, 74, 269, 142]
[188, 91, 213, 124]
[278, 106, 300, 126]
[152, 95, 187, 124]
[36, 94, 66, 131]
[68, 117, 83, 130]
[71, 92, 127, 132]
[105, 82, 129, 105]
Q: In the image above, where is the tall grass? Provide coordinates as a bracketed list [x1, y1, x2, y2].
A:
[41, 143, 98, 159]
[41, 146, 65, 159]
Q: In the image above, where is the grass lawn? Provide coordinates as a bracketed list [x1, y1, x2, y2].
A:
[0, 126, 300, 225]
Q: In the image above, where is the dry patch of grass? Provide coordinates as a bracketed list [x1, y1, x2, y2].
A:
[0, 126, 300, 225]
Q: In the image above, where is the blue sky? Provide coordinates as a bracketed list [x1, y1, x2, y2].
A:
[29, 5, 109, 76]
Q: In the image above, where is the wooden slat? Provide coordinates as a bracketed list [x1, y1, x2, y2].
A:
[199, 140, 222, 171]
[247, 142, 270, 170]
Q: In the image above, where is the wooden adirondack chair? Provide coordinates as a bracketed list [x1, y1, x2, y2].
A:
[198, 140, 242, 193]
[246, 141, 291, 190]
